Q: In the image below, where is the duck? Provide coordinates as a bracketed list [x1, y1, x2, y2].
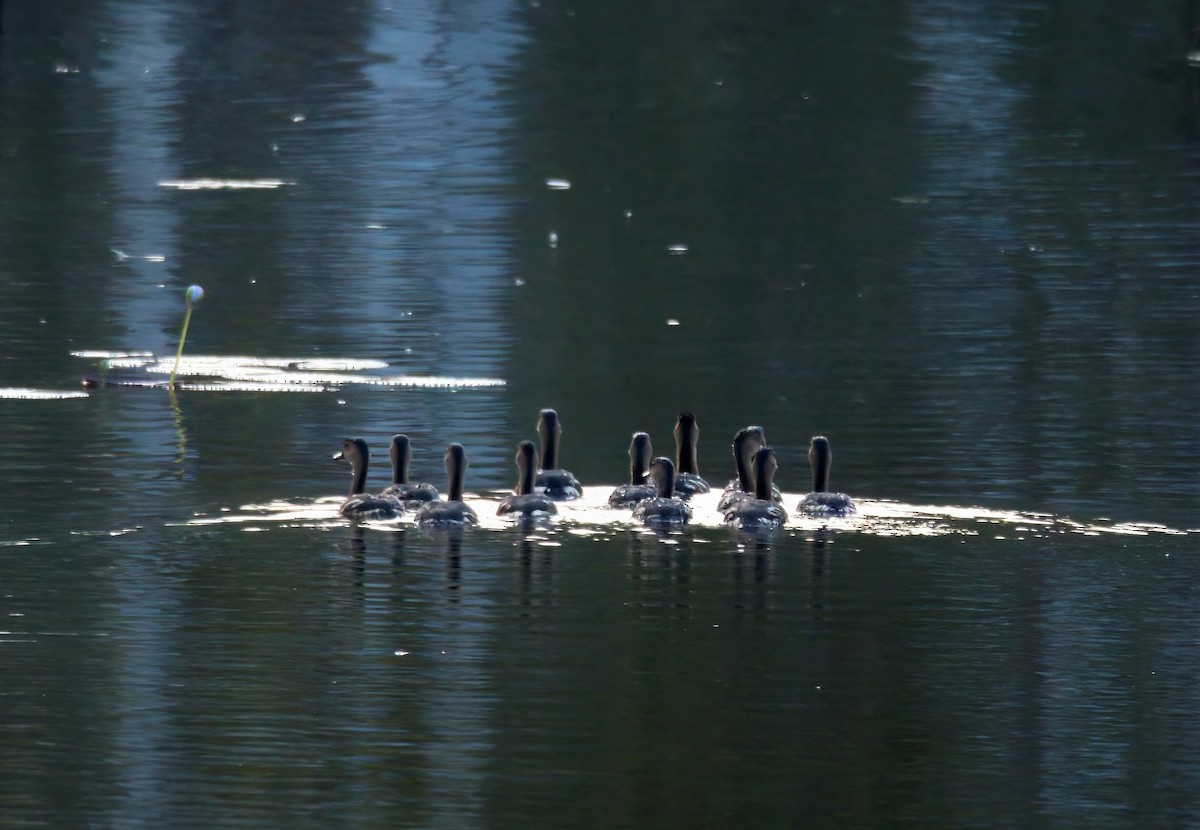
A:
[498, 440, 558, 518]
[414, 443, 479, 526]
[717, 426, 782, 511]
[379, 434, 440, 508]
[608, 431, 658, 508]
[534, 408, 584, 499]
[672, 411, 710, 498]
[632, 456, 693, 526]
[332, 438, 404, 519]
[724, 446, 788, 529]
[797, 435, 856, 517]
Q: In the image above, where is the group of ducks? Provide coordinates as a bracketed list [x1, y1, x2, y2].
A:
[333, 408, 856, 530]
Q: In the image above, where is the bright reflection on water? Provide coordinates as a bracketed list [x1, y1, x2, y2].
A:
[185, 489, 1194, 539]
[158, 178, 294, 190]
[72, 352, 508, 392]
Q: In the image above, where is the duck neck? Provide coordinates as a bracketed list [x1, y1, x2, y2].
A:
[734, 435, 753, 491]
[540, 430, 559, 470]
[517, 449, 536, 495]
[448, 458, 466, 501]
[812, 453, 830, 492]
[738, 463, 753, 490]
[657, 461, 676, 498]
[676, 428, 698, 475]
[391, 441, 410, 485]
[350, 457, 368, 497]
[754, 454, 774, 500]
[630, 439, 650, 485]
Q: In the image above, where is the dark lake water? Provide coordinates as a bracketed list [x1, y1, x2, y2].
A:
[2, 1, 1199, 827]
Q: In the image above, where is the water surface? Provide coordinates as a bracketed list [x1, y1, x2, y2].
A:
[2, 0, 1199, 827]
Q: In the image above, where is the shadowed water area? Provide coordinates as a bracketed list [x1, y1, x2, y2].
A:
[2, 1, 1200, 827]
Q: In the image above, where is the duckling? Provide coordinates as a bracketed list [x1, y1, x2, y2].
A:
[380, 433, 439, 508]
[724, 446, 788, 529]
[608, 432, 658, 508]
[333, 438, 404, 519]
[717, 426, 782, 511]
[797, 435, 856, 517]
[632, 456, 693, 527]
[534, 408, 583, 499]
[672, 412, 710, 498]
[414, 443, 479, 526]
[498, 441, 557, 518]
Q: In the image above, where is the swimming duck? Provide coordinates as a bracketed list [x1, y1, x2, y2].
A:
[672, 412, 710, 498]
[534, 408, 583, 500]
[608, 431, 658, 508]
[632, 456, 693, 526]
[797, 435, 856, 517]
[380, 434, 440, 508]
[717, 426, 782, 511]
[498, 440, 558, 518]
[333, 438, 404, 519]
[724, 446, 788, 529]
[414, 443, 479, 526]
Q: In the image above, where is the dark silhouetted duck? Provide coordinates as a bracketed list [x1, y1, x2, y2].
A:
[797, 435, 856, 517]
[632, 456, 693, 526]
[717, 426, 782, 511]
[498, 440, 557, 518]
[608, 431, 658, 508]
[415, 443, 479, 526]
[672, 412, 710, 498]
[380, 433, 439, 508]
[724, 446, 788, 529]
[333, 438, 404, 519]
[534, 408, 583, 500]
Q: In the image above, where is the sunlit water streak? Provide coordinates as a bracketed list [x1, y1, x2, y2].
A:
[0, 388, 90, 400]
[179, 488, 1195, 539]
[70, 352, 506, 391]
[157, 178, 294, 190]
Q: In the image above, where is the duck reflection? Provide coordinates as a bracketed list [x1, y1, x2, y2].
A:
[731, 534, 774, 611]
[513, 530, 556, 612]
[627, 529, 695, 614]
[412, 525, 467, 599]
[804, 528, 834, 619]
[335, 524, 407, 601]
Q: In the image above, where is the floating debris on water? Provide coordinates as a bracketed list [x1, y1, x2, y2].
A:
[545, 178, 571, 190]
